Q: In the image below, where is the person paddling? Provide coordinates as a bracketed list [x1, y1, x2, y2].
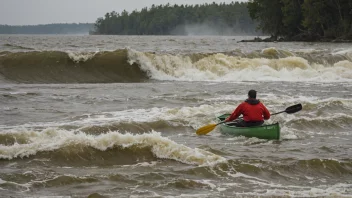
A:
[225, 90, 270, 127]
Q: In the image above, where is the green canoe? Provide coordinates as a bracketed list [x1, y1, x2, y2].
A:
[217, 114, 280, 140]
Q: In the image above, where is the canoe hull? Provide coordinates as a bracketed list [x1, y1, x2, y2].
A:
[218, 114, 280, 140]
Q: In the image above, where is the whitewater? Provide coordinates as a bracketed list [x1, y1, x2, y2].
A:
[0, 35, 351, 198]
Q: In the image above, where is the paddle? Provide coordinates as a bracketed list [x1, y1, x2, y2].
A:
[196, 103, 302, 135]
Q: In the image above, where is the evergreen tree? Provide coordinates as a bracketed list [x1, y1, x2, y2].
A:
[247, 0, 352, 40]
[92, 2, 259, 35]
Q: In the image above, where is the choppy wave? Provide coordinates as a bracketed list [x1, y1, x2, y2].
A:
[0, 129, 226, 166]
[1, 158, 350, 197]
[1, 93, 351, 129]
[0, 104, 235, 132]
[3, 43, 35, 50]
[0, 48, 352, 83]
[1, 96, 350, 143]
[232, 158, 352, 176]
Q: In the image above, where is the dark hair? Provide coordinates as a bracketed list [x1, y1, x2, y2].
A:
[248, 90, 257, 99]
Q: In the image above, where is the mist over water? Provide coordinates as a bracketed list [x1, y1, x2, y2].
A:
[170, 22, 258, 36]
[0, 35, 351, 197]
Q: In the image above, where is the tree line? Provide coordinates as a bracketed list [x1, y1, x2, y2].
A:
[247, 0, 352, 41]
[0, 23, 93, 34]
[92, 2, 259, 35]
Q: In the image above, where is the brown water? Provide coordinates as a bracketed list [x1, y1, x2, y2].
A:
[0, 35, 351, 198]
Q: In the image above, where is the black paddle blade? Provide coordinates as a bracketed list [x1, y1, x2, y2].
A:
[285, 104, 302, 114]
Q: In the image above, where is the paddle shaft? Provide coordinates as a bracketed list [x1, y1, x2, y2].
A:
[271, 111, 285, 116]
[232, 111, 284, 121]
[216, 120, 226, 126]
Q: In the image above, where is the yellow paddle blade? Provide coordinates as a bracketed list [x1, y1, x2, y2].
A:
[196, 123, 217, 135]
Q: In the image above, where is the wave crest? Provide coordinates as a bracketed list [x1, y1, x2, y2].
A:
[1, 48, 351, 83]
[128, 49, 352, 82]
[0, 129, 226, 166]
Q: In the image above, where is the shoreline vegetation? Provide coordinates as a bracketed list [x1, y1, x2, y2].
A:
[239, 36, 352, 43]
[90, 2, 259, 36]
[243, 0, 352, 43]
[90, 0, 352, 42]
[1, 1, 351, 42]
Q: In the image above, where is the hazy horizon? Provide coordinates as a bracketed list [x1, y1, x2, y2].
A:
[0, 0, 247, 25]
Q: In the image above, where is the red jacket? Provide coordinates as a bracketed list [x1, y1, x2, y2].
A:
[225, 99, 270, 122]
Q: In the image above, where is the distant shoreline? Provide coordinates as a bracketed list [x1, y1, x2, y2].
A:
[0, 23, 94, 35]
[239, 36, 352, 43]
[1, 34, 352, 43]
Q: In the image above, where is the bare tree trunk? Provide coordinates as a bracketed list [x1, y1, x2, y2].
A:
[334, 0, 343, 21]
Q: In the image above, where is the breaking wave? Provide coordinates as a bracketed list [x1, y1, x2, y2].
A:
[0, 129, 226, 166]
[0, 48, 351, 83]
[128, 48, 352, 82]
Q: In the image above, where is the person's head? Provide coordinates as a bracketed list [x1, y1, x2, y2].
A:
[248, 90, 257, 99]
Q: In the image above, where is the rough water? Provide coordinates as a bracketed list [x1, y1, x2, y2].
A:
[0, 35, 351, 198]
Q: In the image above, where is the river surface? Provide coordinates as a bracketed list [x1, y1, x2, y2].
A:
[0, 35, 351, 198]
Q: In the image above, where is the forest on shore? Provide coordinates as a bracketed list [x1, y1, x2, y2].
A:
[0, 23, 93, 34]
[247, 0, 352, 42]
[91, 2, 259, 35]
[2, 0, 351, 41]
[92, 0, 352, 41]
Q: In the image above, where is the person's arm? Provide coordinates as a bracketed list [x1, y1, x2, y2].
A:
[262, 104, 271, 120]
[225, 103, 243, 122]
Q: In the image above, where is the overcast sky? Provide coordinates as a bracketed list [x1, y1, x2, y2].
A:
[0, 0, 247, 25]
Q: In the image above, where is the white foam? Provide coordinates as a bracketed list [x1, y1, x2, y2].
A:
[220, 168, 352, 197]
[332, 48, 352, 57]
[0, 178, 6, 185]
[164, 193, 211, 198]
[0, 104, 235, 130]
[293, 48, 328, 53]
[334, 60, 352, 68]
[122, 161, 158, 168]
[0, 129, 226, 166]
[127, 48, 352, 82]
[234, 182, 352, 197]
[288, 113, 352, 123]
[228, 172, 267, 182]
[67, 51, 98, 63]
[196, 179, 217, 189]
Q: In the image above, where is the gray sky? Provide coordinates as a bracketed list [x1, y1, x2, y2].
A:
[0, 0, 246, 25]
